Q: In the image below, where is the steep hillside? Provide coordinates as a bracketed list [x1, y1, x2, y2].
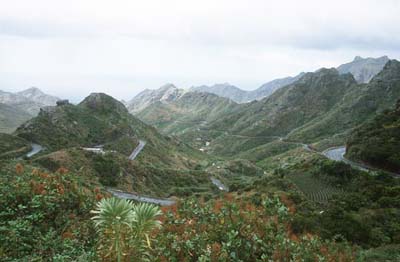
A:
[190, 75, 304, 103]
[289, 59, 400, 143]
[127, 84, 186, 113]
[337, 56, 389, 83]
[190, 83, 248, 103]
[14, 93, 207, 169]
[345, 99, 400, 173]
[0, 103, 32, 133]
[248, 73, 305, 102]
[136, 91, 243, 150]
[204, 60, 400, 155]
[188, 56, 387, 103]
[0, 133, 31, 158]
[137, 92, 240, 132]
[183, 60, 400, 158]
[210, 68, 357, 137]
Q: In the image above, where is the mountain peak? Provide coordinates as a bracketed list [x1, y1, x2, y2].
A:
[337, 56, 390, 83]
[79, 93, 128, 114]
[159, 83, 177, 90]
[20, 87, 44, 95]
[0, 87, 61, 115]
[127, 84, 186, 114]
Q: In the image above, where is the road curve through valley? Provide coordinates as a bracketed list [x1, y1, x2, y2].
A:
[211, 178, 229, 191]
[128, 140, 146, 160]
[322, 146, 399, 177]
[322, 146, 368, 171]
[110, 139, 178, 206]
[107, 188, 176, 206]
[26, 143, 43, 158]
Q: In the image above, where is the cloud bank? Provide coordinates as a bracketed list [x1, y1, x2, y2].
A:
[0, 0, 399, 100]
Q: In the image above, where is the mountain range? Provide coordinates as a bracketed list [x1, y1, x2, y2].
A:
[131, 58, 400, 159]
[190, 73, 305, 103]
[126, 56, 389, 111]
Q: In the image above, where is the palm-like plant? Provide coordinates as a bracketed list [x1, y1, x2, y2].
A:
[91, 197, 133, 262]
[131, 203, 162, 250]
[91, 197, 161, 262]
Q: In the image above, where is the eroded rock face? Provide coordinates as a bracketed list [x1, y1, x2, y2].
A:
[127, 84, 186, 114]
[337, 56, 389, 83]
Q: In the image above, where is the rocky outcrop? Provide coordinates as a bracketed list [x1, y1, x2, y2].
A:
[337, 56, 389, 83]
[127, 84, 186, 113]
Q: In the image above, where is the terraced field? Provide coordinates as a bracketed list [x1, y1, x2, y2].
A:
[287, 172, 344, 203]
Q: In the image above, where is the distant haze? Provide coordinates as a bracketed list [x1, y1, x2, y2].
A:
[0, 0, 399, 101]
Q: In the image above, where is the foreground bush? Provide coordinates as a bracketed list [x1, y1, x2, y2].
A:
[0, 162, 97, 261]
[155, 195, 356, 261]
[91, 198, 161, 261]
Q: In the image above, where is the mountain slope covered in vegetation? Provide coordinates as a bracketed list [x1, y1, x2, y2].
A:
[14, 93, 212, 177]
[346, 99, 400, 173]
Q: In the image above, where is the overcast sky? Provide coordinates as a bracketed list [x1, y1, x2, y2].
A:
[0, 0, 399, 101]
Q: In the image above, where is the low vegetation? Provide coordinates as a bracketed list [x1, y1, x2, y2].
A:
[0, 162, 98, 261]
[0, 133, 31, 159]
[346, 99, 400, 173]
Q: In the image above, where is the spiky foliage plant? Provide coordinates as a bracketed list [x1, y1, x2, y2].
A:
[91, 198, 161, 262]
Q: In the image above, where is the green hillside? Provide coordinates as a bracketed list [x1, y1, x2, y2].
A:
[208, 68, 356, 137]
[8, 93, 219, 198]
[14, 93, 207, 169]
[136, 92, 243, 148]
[0, 103, 32, 133]
[192, 60, 400, 157]
[288, 60, 400, 143]
[137, 92, 241, 133]
[346, 99, 400, 173]
[0, 133, 31, 158]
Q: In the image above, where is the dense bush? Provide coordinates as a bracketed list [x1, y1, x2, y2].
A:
[93, 153, 121, 186]
[154, 195, 355, 261]
[317, 172, 400, 247]
[0, 162, 98, 261]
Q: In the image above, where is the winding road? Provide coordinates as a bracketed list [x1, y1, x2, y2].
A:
[128, 140, 146, 160]
[322, 146, 399, 176]
[322, 146, 369, 171]
[107, 188, 176, 206]
[25, 143, 43, 158]
[211, 177, 229, 191]
[108, 139, 178, 206]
